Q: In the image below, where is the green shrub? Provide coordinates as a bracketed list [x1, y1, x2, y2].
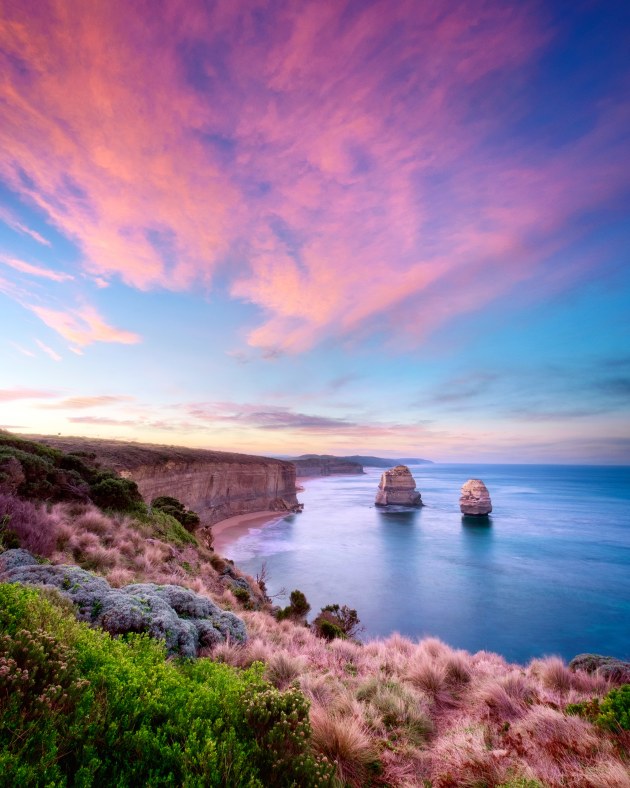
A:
[566, 684, 630, 731]
[244, 683, 335, 786]
[0, 434, 143, 512]
[141, 509, 198, 547]
[313, 604, 361, 640]
[597, 684, 630, 731]
[315, 618, 346, 641]
[233, 586, 251, 603]
[0, 583, 329, 786]
[90, 475, 145, 513]
[276, 588, 311, 622]
[152, 496, 201, 531]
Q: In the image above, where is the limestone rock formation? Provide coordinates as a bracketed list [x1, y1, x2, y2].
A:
[460, 479, 492, 516]
[569, 653, 630, 684]
[0, 549, 247, 657]
[375, 465, 422, 507]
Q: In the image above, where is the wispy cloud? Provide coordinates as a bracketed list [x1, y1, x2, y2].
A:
[68, 416, 138, 427]
[0, 388, 58, 402]
[0, 255, 73, 282]
[9, 342, 36, 358]
[0, 1, 627, 353]
[29, 305, 141, 347]
[41, 395, 135, 410]
[0, 205, 51, 246]
[34, 338, 62, 362]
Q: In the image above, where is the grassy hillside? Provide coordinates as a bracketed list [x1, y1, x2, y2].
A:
[0, 434, 628, 786]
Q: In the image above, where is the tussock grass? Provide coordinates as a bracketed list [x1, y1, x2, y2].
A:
[2, 494, 627, 787]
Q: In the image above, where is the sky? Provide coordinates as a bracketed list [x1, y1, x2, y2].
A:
[0, 0, 629, 463]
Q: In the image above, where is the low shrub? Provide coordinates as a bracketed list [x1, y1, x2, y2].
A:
[0, 433, 144, 513]
[277, 588, 311, 622]
[313, 604, 361, 641]
[244, 684, 335, 785]
[151, 495, 200, 531]
[141, 508, 198, 547]
[90, 475, 145, 513]
[568, 684, 630, 731]
[0, 583, 331, 786]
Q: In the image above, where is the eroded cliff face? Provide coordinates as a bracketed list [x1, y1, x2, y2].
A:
[34, 436, 300, 538]
[123, 458, 299, 528]
[291, 455, 364, 477]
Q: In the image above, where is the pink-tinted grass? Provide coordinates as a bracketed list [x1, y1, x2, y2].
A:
[0, 493, 58, 556]
[3, 498, 626, 787]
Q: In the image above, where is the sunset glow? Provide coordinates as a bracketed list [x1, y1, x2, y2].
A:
[1, 0, 628, 462]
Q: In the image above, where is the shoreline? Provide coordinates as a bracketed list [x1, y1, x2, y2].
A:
[211, 510, 287, 553]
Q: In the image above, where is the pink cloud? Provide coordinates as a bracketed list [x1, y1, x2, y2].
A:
[41, 395, 135, 410]
[0, 255, 73, 282]
[0, 388, 58, 402]
[0, 1, 627, 352]
[30, 305, 141, 347]
[0, 205, 51, 246]
[34, 339, 62, 361]
[10, 342, 36, 358]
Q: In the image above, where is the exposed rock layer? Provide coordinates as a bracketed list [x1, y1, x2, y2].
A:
[375, 465, 422, 506]
[34, 436, 301, 536]
[460, 479, 492, 516]
[0, 549, 246, 656]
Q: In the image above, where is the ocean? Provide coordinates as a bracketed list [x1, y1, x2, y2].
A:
[218, 464, 630, 663]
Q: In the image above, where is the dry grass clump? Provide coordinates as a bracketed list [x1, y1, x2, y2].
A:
[25, 501, 267, 615]
[310, 704, 380, 786]
[265, 651, 306, 689]
[427, 721, 511, 787]
[508, 705, 611, 786]
[4, 497, 627, 787]
[0, 493, 58, 556]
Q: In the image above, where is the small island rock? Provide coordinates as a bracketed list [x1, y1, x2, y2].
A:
[375, 465, 422, 507]
[460, 479, 492, 516]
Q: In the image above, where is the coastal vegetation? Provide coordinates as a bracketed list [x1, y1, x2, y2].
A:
[0, 433, 628, 785]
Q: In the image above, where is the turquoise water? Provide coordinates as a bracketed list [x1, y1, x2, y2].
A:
[221, 465, 630, 663]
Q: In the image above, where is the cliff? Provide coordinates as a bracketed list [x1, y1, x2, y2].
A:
[32, 436, 301, 535]
[344, 455, 433, 467]
[291, 454, 364, 477]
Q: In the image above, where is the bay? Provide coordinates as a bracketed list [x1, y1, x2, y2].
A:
[219, 464, 630, 663]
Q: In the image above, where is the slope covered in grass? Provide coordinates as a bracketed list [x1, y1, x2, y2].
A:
[0, 582, 333, 786]
[0, 434, 628, 786]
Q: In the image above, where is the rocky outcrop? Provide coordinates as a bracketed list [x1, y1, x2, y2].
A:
[375, 465, 422, 507]
[292, 455, 364, 477]
[33, 436, 302, 539]
[0, 549, 246, 656]
[569, 654, 630, 683]
[460, 479, 492, 516]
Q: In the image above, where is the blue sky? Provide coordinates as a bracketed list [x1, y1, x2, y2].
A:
[1, 0, 629, 462]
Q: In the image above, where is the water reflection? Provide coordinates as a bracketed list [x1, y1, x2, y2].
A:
[377, 507, 421, 526]
[461, 514, 492, 528]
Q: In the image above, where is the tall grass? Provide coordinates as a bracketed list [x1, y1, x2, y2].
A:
[1, 497, 627, 787]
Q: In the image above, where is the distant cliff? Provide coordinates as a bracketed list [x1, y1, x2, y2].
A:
[288, 453, 433, 477]
[291, 455, 365, 477]
[344, 455, 433, 467]
[34, 436, 301, 536]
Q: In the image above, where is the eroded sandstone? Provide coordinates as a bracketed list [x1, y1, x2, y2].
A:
[34, 436, 302, 541]
[460, 479, 492, 516]
[375, 465, 422, 507]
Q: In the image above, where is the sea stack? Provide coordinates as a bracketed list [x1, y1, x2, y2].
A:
[375, 465, 422, 507]
[460, 479, 492, 516]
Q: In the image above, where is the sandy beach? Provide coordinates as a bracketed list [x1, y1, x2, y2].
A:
[211, 510, 286, 555]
